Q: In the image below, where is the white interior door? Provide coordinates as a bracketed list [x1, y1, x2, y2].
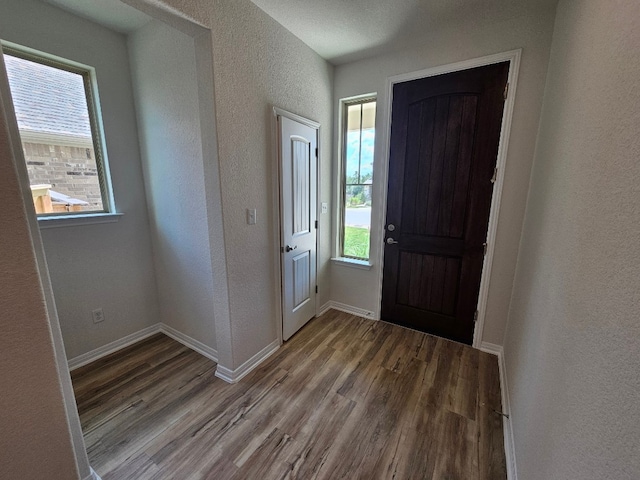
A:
[278, 113, 318, 341]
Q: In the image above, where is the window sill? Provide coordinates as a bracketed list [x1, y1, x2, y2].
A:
[331, 257, 373, 270]
[38, 212, 123, 229]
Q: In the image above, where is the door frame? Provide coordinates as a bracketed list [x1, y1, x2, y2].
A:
[374, 49, 522, 348]
[272, 106, 320, 345]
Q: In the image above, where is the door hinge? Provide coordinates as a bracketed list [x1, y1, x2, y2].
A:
[315, 220, 318, 229]
[503, 82, 509, 100]
[490, 167, 498, 184]
[483, 242, 488, 256]
[315, 147, 318, 158]
[473, 310, 479, 323]
[315, 285, 318, 294]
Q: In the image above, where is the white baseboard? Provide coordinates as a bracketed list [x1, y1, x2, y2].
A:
[84, 467, 101, 480]
[317, 301, 333, 316]
[480, 342, 517, 480]
[68, 323, 219, 371]
[68, 324, 161, 371]
[215, 338, 280, 384]
[159, 323, 218, 363]
[320, 301, 375, 319]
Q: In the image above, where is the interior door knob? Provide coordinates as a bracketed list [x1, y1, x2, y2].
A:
[386, 238, 398, 245]
[285, 244, 297, 252]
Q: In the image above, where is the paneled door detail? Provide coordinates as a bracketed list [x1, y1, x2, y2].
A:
[278, 114, 318, 341]
[381, 62, 510, 345]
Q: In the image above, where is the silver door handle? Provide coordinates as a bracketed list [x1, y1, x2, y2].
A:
[386, 238, 398, 245]
[285, 244, 297, 252]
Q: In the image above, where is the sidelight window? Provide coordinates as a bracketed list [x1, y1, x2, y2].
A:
[340, 97, 376, 260]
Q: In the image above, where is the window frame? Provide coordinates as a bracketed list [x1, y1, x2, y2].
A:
[2, 42, 115, 217]
[338, 95, 377, 261]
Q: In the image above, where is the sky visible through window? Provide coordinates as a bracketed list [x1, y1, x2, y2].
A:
[345, 128, 375, 185]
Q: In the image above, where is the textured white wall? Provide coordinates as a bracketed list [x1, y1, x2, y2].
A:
[0, 68, 81, 480]
[212, 0, 333, 366]
[505, 1, 640, 479]
[0, 0, 159, 359]
[331, 3, 557, 344]
[128, 20, 217, 351]
[149, 0, 334, 367]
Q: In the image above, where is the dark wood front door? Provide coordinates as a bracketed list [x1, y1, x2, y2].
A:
[381, 62, 509, 345]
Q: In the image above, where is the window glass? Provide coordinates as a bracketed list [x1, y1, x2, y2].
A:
[3, 48, 110, 215]
[341, 98, 376, 260]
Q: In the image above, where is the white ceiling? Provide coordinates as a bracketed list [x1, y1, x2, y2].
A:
[43, 0, 151, 34]
[41, 0, 557, 65]
[249, 0, 558, 64]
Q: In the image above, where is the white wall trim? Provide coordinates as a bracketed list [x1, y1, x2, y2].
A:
[68, 323, 219, 370]
[159, 323, 218, 363]
[317, 301, 333, 316]
[270, 108, 285, 348]
[84, 467, 102, 480]
[471, 50, 521, 348]
[373, 49, 522, 349]
[67, 324, 161, 371]
[330, 257, 373, 270]
[215, 338, 280, 384]
[480, 342, 518, 480]
[273, 106, 321, 129]
[319, 301, 375, 319]
[38, 212, 123, 229]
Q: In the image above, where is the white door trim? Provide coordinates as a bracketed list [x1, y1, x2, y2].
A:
[374, 49, 522, 348]
[272, 107, 320, 344]
[274, 107, 321, 130]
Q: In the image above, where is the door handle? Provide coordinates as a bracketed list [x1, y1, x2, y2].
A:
[386, 238, 398, 245]
[285, 244, 298, 252]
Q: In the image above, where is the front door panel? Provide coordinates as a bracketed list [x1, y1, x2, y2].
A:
[382, 62, 509, 344]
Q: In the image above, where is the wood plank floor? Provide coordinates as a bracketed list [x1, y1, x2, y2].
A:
[72, 309, 506, 480]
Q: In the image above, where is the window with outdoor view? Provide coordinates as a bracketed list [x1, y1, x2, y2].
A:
[341, 98, 376, 260]
[3, 46, 111, 216]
